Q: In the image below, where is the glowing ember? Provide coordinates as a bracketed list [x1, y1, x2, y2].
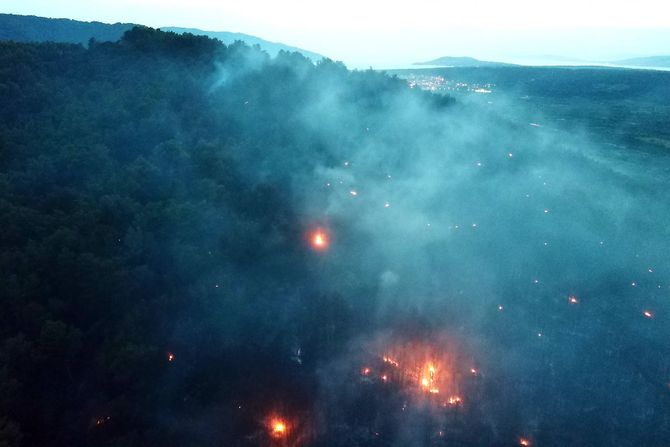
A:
[350, 190, 358, 196]
[470, 368, 478, 375]
[519, 438, 530, 446]
[643, 310, 653, 318]
[368, 337, 465, 407]
[383, 356, 399, 367]
[420, 363, 440, 393]
[361, 367, 371, 376]
[95, 416, 111, 426]
[167, 352, 175, 362]
[446, 396, 462, 405]
[310, 229, 329, 251]
[270, 419, 287, 438]
[568, 295, 579, 304]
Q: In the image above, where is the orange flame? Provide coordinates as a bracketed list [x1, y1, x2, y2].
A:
[382, 356, 399, 367]
[269, 418, 287, 438]
[368, 337, 467, 406]
[446, 396, 462, 405]
[310, 229, 329, 251]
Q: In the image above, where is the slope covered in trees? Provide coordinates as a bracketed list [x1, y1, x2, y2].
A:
[0, 27, 450, 446]
[0, 14, 324, 60]
[0, 13, 134, 44]
[3, 25, 670, 447]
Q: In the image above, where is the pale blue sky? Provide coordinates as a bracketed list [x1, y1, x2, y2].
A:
[4, 0, 670, 67]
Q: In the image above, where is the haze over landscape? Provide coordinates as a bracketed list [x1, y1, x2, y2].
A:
[1, 2, 670, 447]
[3, 0, 670, 67]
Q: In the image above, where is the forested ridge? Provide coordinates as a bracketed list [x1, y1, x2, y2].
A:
[0, 13, 134, 44]
[0, 27, 451, 446]
[4, 24, 670, 447]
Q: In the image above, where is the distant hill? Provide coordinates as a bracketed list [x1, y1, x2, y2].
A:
[0, 14, 324, 60]
[0, 13, 133, 44]
[414, 56, 514, 67]
[162, 27, 324, 61]
[612, 56, 670, 68]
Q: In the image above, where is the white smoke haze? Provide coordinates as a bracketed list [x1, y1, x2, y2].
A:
[225, 60, 670, 443]
[159, 46, 670, 445]
[5, 19, 670, 446]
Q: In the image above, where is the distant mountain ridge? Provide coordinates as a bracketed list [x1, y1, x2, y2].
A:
[162, 27, 324, 61]
[611, 56, 670, 68]
[0, 13, 324, 60]
[0, 13, 133, 44]
[415, 53, 670, 70]
[414, 56, 514, 67]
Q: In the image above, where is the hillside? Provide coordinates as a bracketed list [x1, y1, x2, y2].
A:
[414, 55, 513, 67]
[0, 13, 133, 44]
[613, 55, 670, 68]
[0, 13, 323, 59]
[2, 24, 670, 447]
[162, 26, 324, 60]
[0, 26, 451, 447]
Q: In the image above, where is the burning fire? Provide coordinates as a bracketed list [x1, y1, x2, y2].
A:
[309, 228, 329, 251]
[446, 396, 462, 405]
[272, 421, 286, 435]
[94, 416, 110, 427]
[420, 362, 440, 393]
[356, 335, 473, 414]
[379, 341, 462, 399]
[269, 417, 288, 438]
[167, 352, 175, 362]
[519, 438, 530, 446]
[568, 295, 579, 304]
[383, 356, 399, 367]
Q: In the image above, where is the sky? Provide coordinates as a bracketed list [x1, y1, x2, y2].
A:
[4, 0, 670, 67]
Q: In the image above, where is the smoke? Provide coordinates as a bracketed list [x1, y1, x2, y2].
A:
[235, 61, 670, 444]
[169, 43, 670, 445]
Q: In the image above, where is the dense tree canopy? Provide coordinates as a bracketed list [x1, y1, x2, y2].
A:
[3, 25, 670, 447]
[0, 27, 452, 446]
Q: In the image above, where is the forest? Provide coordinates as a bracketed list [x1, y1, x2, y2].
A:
[0, 27, 452, 446]
[2, 26, 670, 447]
